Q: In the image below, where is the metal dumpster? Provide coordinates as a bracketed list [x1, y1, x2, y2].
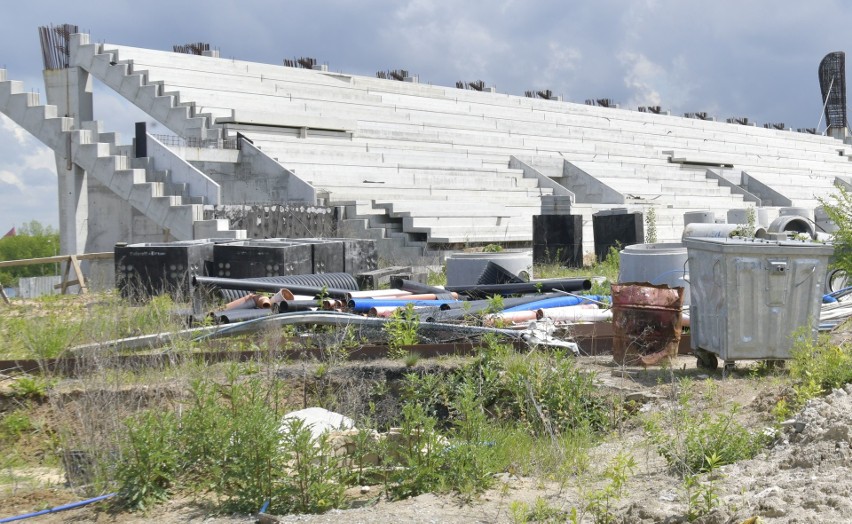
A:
[685, 237, 833, 370]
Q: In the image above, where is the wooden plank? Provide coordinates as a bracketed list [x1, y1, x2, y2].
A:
[69, 255, 88, 294]
[0, 252, 112, 269]
[0, 284, 9, 305]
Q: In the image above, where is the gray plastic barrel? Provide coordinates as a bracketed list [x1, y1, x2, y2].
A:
[618, 243, 690, 305]
[445, 250, 533, 286]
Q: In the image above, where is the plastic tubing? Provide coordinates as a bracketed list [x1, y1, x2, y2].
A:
[347, 298, 459, 313]
[391, 279, 451, 295]
[0, 493, 115, 523]
[536, 307, 612, 322]
[213, 308, 274, 324]
[445, 278, 592, 298]
[502, 295, 608, 313]
[193, 275, 352, 299]
[277, 299, 320, 312]
[346, 289, 413, 300]
[482, 310, 538, 325]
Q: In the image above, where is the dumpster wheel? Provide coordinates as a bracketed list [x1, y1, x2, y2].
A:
[694, 347, 718, 371]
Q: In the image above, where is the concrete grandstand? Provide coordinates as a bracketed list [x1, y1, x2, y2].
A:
[1, 28, 850, 263]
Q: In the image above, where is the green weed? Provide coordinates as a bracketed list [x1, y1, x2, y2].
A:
[385, 303, 419, 358]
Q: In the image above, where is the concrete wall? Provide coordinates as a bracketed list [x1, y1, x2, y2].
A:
[146, 134, 221, 203]
[204, 204, 336, 238]
[232, 140, 316, 204]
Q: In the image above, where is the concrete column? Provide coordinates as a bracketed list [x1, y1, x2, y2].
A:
[44, 67, 92, 255]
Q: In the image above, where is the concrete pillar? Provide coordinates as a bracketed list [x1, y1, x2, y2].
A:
[43, 67, 92, 255]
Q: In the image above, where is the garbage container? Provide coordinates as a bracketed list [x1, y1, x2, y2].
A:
[685, 237, 833, 370]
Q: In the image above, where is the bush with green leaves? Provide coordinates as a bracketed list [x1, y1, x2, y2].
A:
[115, 410, 181, 511]
[820, 186, 852, 274]
[644, 387, 768, 475]
[788, 330, 852, 404]
[280, 417, 347, 513]
[385, 303, 420, 358]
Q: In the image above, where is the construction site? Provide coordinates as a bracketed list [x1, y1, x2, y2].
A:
[3, 23, 852, 523]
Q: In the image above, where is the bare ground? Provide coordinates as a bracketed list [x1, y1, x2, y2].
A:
[3, 353, 848, 523]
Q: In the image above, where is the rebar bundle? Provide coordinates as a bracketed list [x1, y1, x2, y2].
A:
[173, 42, 210, 55]
[38, 24, 78, 70]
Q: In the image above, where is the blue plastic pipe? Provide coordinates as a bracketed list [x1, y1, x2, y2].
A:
[502, 295, 608, 313]
[0, 493, 116, 523]
[347, 298, 459, 313]
[824, 294, 839, 303]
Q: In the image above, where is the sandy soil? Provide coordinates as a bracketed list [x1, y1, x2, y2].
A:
[3, 354, 848, 523]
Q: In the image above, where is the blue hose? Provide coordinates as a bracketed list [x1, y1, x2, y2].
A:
[347, 298, 459, 313]
[0, 493, 115, 523]
[502, 295, 608, 313]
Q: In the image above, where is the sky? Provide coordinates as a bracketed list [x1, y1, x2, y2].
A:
[0, 0, 850, 232]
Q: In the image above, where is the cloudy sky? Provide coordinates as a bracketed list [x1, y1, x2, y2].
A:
[0, 0, 849, 232]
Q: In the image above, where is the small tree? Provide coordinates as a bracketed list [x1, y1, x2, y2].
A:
[0, 220, 60, 285]
[819, 187, 852, 272]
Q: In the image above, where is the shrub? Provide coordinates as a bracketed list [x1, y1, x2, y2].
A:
[819, 186, 852, 274]
[115, 410, 181, 511]
[788, 331, 852, 402]
[385, 303, 419, 358]
[644, 391, 768, 475]
[279, 417, 346, 513]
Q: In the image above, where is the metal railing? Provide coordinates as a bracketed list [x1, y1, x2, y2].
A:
[150, 134, 239, 150]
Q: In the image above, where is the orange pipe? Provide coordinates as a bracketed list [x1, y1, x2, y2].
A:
[369, 306, 400, 318]
[223, 294, 257, 311]
[482, 310, 538, 326]
[270, 288, 294, 304]
[534, 303, 598, 320]
[254, 295, 272, 309]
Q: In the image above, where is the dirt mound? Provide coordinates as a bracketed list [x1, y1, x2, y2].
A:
[709, 385, 852, 523]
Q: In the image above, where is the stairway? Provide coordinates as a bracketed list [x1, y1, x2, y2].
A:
[70, 34, 219, 141]
[0, 68, 245, 241]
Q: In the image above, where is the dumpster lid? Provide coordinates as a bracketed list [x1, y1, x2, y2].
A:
[684, 236, 834, 254]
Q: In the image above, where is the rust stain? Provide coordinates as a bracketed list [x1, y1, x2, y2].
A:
[611, 282, 685, 366]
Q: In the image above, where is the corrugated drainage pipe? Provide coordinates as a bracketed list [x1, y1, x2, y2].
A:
[194, 275, 357, 300]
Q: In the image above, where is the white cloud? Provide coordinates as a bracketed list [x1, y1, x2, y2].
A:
[0, 170, 26, 192]
[619, 51, 665, 108]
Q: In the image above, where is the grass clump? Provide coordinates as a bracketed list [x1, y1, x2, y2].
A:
[644, 381, 768, 476]
[385, 303, 419, 358]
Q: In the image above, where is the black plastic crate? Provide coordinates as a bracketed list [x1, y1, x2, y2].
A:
[115, 240, 216, 298]
[532, 215, 583, 267]
[592, 210, 644, 262]
[212, 240, 313, 278]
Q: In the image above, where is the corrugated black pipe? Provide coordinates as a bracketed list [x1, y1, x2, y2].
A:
[445, 278, 591, 298]
[193, 275, 354, 299]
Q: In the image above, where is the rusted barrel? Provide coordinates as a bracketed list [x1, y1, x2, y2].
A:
[611, 282, 685, 366]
